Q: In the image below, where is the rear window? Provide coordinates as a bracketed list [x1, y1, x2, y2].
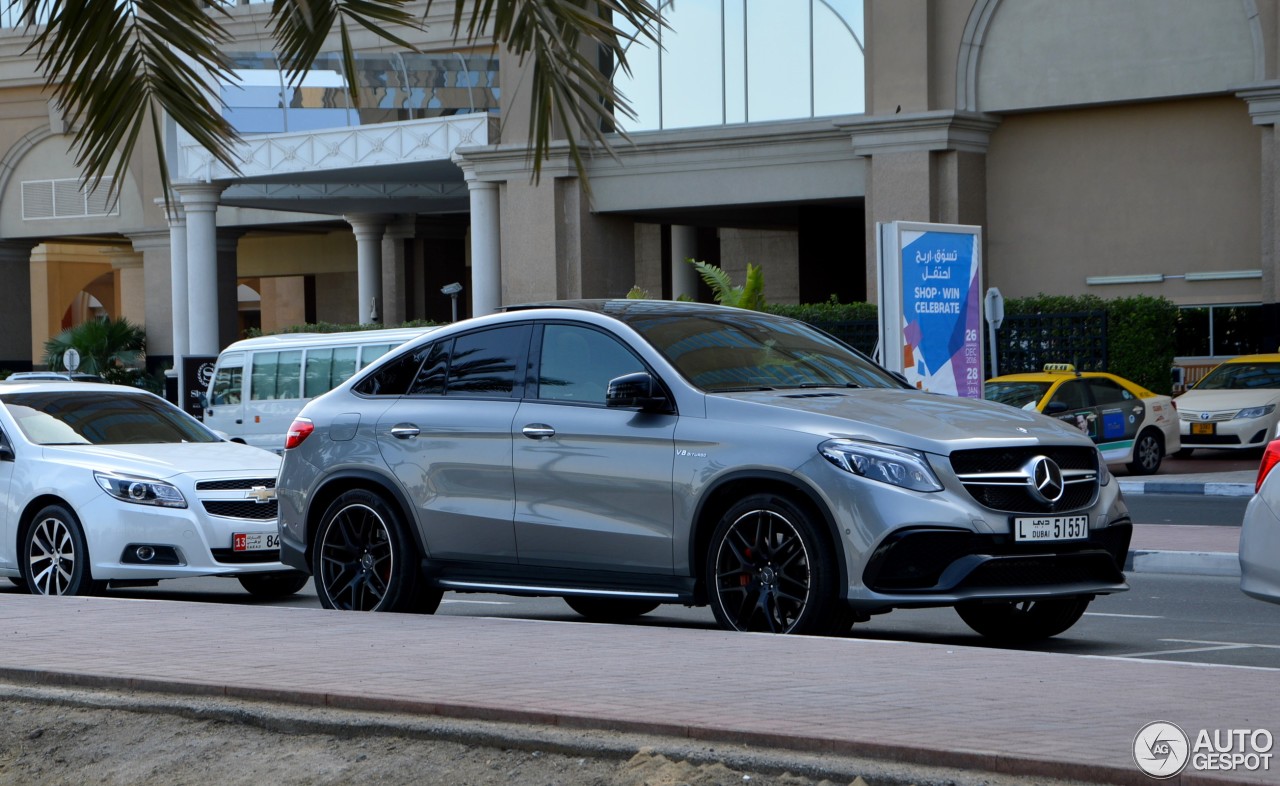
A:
[1, 391, 219, 445]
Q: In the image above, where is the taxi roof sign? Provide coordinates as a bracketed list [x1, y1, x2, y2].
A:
[1043, 363, 1077, 373]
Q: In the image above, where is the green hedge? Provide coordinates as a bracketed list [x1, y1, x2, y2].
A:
[765, 297, 878, 322]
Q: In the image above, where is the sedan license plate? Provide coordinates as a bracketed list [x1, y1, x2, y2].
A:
[1191, 422, 1215, 435]
[233, 532, 280, 551]
[1013, 516, 1088, 542]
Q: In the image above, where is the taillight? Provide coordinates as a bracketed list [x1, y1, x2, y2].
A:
[1256, 439, 1280, 493]
[284, 417, 314, 450]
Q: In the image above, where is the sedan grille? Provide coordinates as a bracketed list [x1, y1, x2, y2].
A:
[195, 478, 279, 521]
[949, 446, 1099, 514]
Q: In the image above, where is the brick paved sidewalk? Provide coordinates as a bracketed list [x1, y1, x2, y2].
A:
[0, 594, 1275, 785]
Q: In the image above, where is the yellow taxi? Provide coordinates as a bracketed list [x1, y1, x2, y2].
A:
[985, 364, 1180, 475]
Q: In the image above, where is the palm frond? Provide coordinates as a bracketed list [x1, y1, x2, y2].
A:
[23, 0, 239, 196]
[433, 0, 662, 189]
[689, 259, 736, 305]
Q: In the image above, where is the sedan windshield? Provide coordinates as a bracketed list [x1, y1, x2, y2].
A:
[1195, 362, 1280, 391]
[1, 391, 220, 445]
[984, 381, 1051, 410]
[625, 312, 905, 392]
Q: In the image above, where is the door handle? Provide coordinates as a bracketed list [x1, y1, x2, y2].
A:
[522, 424, 556, 440]
[390, 424, 421, 439]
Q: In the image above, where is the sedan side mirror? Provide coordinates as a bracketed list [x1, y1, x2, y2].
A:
[0, 443, 13, 462]
[1043, 401, 1069, 415]
[606, 372, 672, 413]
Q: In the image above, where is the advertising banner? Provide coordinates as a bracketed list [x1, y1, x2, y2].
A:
[181, 355, 218, 420]
[876, 222, 983, 398]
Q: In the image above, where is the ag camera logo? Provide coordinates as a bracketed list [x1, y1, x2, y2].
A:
[1134, 721, 1188, 778]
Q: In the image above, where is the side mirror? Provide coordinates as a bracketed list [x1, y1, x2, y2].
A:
[0, 443, 13, 462]
[606, 372, 670, 413]
[1043, 401, 1069, 415]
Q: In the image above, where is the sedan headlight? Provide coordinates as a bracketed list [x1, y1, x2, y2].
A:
[1096, 450, 1112, 486]
[94, 471, 187, 508]
[819, 439, 943, 492]
[1235, 404, 1276, 420]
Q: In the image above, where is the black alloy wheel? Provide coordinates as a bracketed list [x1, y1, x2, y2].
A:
[706, 493, 845, 635]
[954, 596, 1091, 641]
[312, 489, 441, 613]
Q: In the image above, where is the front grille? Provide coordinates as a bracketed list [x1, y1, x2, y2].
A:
[1179, 411, 1236, 422]
[202, 500, 278, 520]
[210, 548, 280, 564]
[196, 478, 276, 491]
[950, 446, 1099, 514]
[862, 524, 1131, 593]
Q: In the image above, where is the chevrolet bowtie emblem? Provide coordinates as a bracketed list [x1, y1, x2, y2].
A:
[245, 485, 277, 504]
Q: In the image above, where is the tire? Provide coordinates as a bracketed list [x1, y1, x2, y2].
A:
[1126, 428, 1164, 475]
[563, 596, 660, 622]
[22, 504, 105, 597]
[955, 596, 1091, 642]
[237, 571, 310, 598]
[705, 493, 845, 636]
[1174, 448, 1195, 459]
[8, 577, 28, 590]
[312, 489, 441, 613]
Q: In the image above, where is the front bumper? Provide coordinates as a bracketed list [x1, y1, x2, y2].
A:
[1180, 415, 1277, 449]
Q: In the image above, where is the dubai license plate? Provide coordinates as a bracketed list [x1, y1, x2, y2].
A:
[1191, 422, 1215, 435]
[233, 532, 280, 551]
[1013, 515, 1088, 542]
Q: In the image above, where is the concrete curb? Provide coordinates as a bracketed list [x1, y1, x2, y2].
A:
[1126, 549, 1240, 577]
[1118, 479, 1254, 497]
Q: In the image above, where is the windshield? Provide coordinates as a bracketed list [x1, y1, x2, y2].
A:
[1194, 362, 1280, 391]
[625, 311, 905, 392]
[984, 381, 1051, 410]
[1, 391, 220, 445]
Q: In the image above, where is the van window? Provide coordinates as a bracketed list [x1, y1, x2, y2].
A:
[360, 344, 397, 368]
[250, 350, 303, 401]
[210, 359, 243, 405]
[304, 346, 359, 398]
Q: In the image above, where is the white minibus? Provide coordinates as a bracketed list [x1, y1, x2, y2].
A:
[203, 327, 435, 452]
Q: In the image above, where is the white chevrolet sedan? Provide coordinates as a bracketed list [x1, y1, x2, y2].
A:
[0, 381, 306, 597]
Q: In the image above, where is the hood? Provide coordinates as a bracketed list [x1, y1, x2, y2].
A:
[706, 388, 1089, 455]
[40, 441, 281, 481]
[1176, 388, 1280, 413]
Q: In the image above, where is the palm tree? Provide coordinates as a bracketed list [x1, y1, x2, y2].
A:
[19, 0, 661, 199]
[43, 317, 147, 380]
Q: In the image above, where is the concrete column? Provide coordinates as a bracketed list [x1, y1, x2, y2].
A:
[217, 234, 243, 349]
[0, 242, 35, 368]
[344, 213, 390, 324]
[128, 229, 176, 360]
[176, 184, 224, 355]
[161, 200, 188, 358]
[110, 252, 146, 326]
[454, 155, 503, 316]
[670, 225, 699, 299]
[382, 215, 415, 325]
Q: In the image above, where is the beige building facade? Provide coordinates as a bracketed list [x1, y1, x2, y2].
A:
[0, 0, 1275, 375]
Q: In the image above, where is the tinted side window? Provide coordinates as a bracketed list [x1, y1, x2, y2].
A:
[408, 341, 451, 395]
[354, 345, 430, 397]
[360, 343, 396, 369]
[1087, 378, 1131, 406]
[537, 325, 644, 405]
[304, 346, 359, 398]
[446, 325, 531, 398]
[1050, 380, 1088, 410]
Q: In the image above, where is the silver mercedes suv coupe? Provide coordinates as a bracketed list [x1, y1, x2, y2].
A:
[277, 301, 1131, 640]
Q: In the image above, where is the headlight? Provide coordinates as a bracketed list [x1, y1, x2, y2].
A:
[1096, 450, 1112, 486]
[1235, 404, 1276, 420]
[819, 439, 943, 492]
[94, 471, 187, 508]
